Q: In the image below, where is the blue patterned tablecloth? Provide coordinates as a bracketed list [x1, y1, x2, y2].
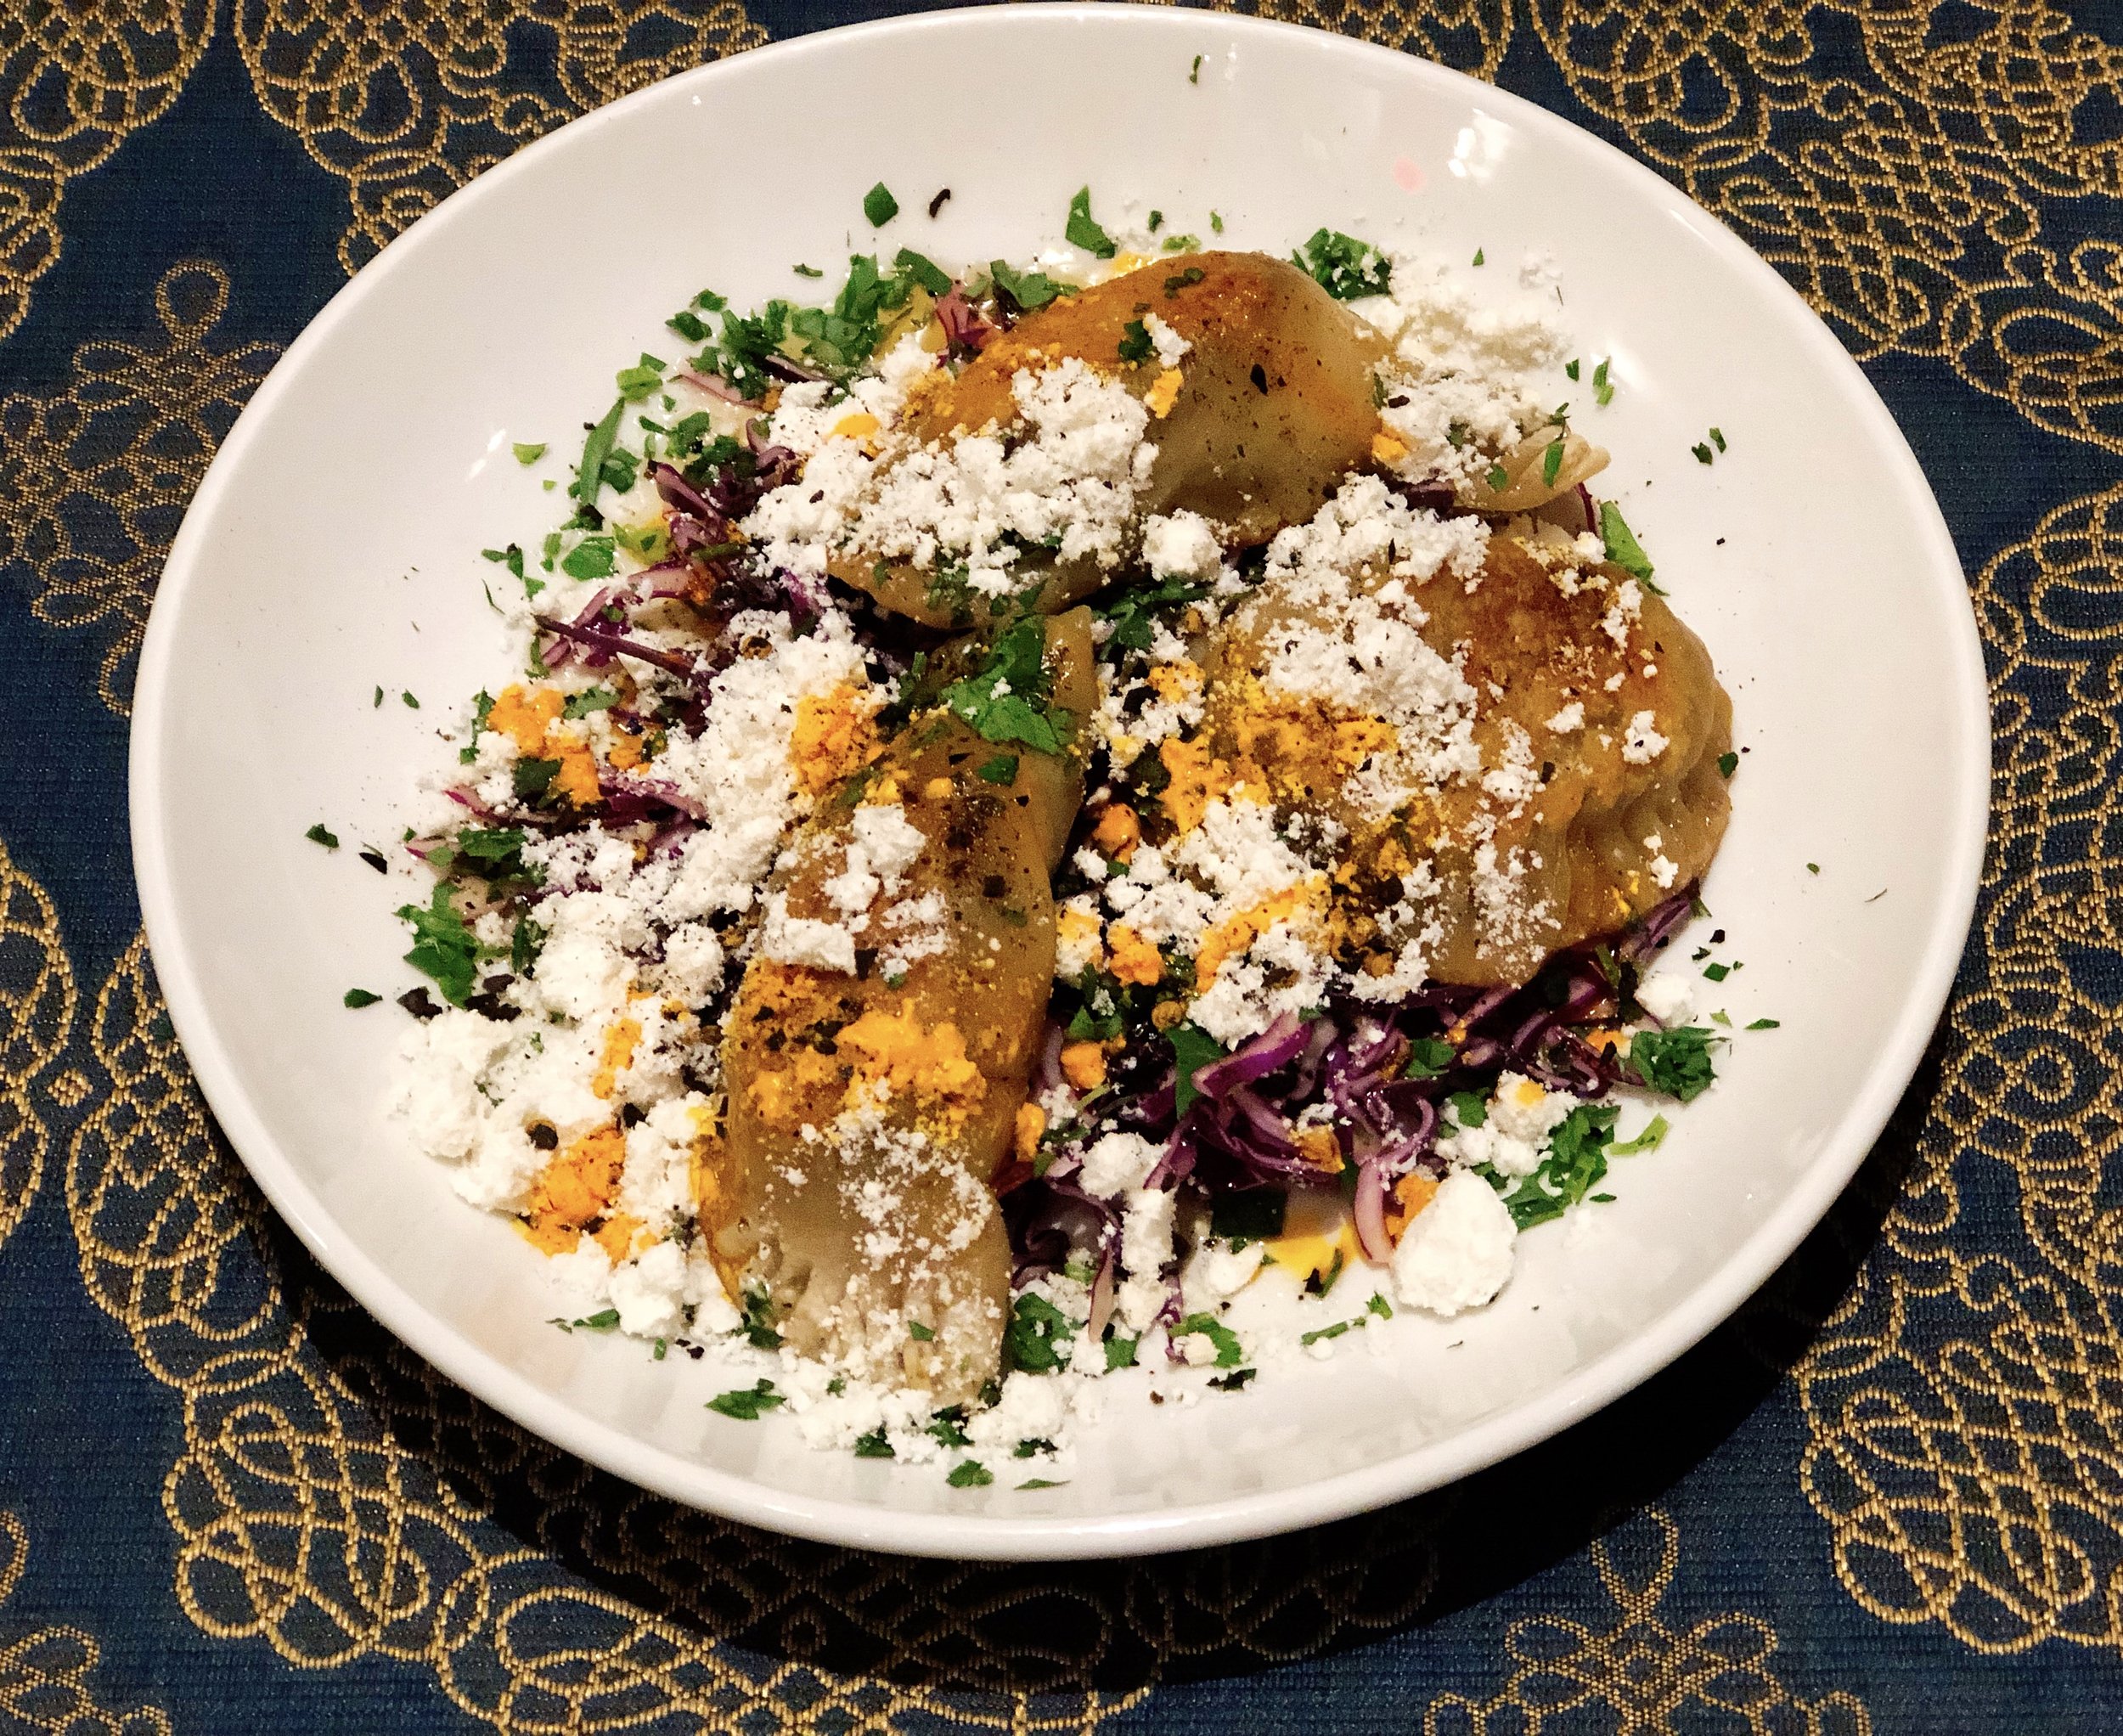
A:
[3, 2, 2120, 1729]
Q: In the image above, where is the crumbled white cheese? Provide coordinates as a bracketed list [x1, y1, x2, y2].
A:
[1392, 1169, 1518, 1316]
[1636, 970, 1694, 1023]
[1621, 710, 1669, 764]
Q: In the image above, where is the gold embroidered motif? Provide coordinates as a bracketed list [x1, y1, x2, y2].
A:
[230, 0, 769, 273]
[1799, 481, 2123, 1652]
[0, 832, 73, 1257]
[1222, 0, 1512, 79]
[0, 262, 278, 715]
[0, 1510, 172, 1735]
[1423, 1508, 1872, 1733]
[0, 0, 212, 343]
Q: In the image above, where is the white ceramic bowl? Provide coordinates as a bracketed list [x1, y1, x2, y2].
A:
[132, 4, 1987, 1558]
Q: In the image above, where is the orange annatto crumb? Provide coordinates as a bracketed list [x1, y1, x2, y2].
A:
[1106, 922, 1163, 987]
[1146, 369, 1183, 418]
[1194, 882, 1327, 984]
[1294, 1126, 1345, 1173]
[593, 1212, 645, 1263]
[1059, 1041, 1108, 1091]
[1090, 802, 1141, 861]
[591, 1017, 642, 1099]
[836, 1006, 984, 1107]
[1014, 1102, 1047, 1161]
[791, 683, 882, 797]
[1371, 431, 1409, 465]
[486, 683, 600, 805]
[1386, 1171, 1440, 1242]
[924, 775, 955, 802]
[1157, 736, 1230, 834]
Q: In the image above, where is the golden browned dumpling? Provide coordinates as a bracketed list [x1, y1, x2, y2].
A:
[838, 252, 1384, 625]
[1197, 533, 1730, 987]
[709, 612, 1095, 1401]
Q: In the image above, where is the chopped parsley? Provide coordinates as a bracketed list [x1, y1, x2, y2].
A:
[305, 823, 340, 849]
[342, 989, 381, 1008]
[1807, 862, 1820, 875]
[1566, 358, 1581, 380]
[1190, 52, 1202, 82]
[1117, 318, 1154, 364]
[1405, 1035, 1456, 1078]
[1148, 209, 1164, 232]
[926, 1406, 972, 1448]
[940, 617, 1072, 754]
[988, 258, 1068, 313]
[853, 1428, 895, 1459]
[511, 757, 560, 805]
[1598, 500, 1655, 584]
[1104, 1333, 1139, 1371]
[510, 916, 545, 976]
[736, 1288, 782, 1350]
[1747, 1017, 1782, 1031]
[401, 690, 420, 709]
[572, 398, 625, 505]
[1164, 265, 1206, 297]
[906, 1319, 936, 1342]
[1473, 247, 1485, 267]
[550, 1308, 622, 1333]
[1625, 1025, 1719, 1102]
[1002, 1292, 1074, 1373]
[893, 247, 951, 297]
[1168, 1021, 1224, 1113]
[1018, 1478, 1066, 1491]
[561, 536, 617, 580]
[1710, 426, 1727, 452]
[791, 262, 823, 278]
[373, 685, 384, 707]
[1488, 1103, 1618, 1229]
[1717, 751, 1739, 778]
[1300, 1319, 1354, 1346]
[862, 182, 899, 227]
[1592, 358, 1614, 405]
[1608, 1113, 1670, 1156]
[1209, 211, 1224, 233]
[563, 686, 619, 719]
[1703, 961, 1730, 982]
[1448, 1089, 1488, 1128]
[1293, 228, 1391, 300]
[977, 754, 1019, 785]
[396, 882, 485, 1006]
[1161, 234, 1201, 253]
[1542, 438, 1565, 488]
[1366, 1294, 1394, 1320]
[1208, 1368, 1256, 1391]
[707, 1380, 786, 1420]
[615, 352, 665, 402]
[1065, 186, 1118, 259]
[948, 1460, 994, 1488]
[1486, 462, 1510, 492]
[512, 442, 545, 465]
[1176, 1313, 1244, 1368]
[1692, 441, 1715, 465]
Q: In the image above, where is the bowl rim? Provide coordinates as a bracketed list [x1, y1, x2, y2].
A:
[129, 1, 1991, 1560]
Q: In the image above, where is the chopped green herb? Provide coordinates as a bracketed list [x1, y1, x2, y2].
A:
[513, 442, 546, 465]
[853, 1428, 895, 1458]
[1542, 439, 1565, 488]
[561, 536, 617, 580]
[707, 1379, 786, 1420]
[396, 882, 485, 1006]
[1292, 228, 1392, 300]
[1473, 247, 1485, 266]
[1487, 1102, 1618, 1229]
[1018, 1478, 1066, 1491]
[1148, 209, 1164, 232]
[1300, 1320, 1354, 1346]
[1717, 751, 1739, 778]
[1065, 186, 1118, 258]
[667, 308, 708, 342]
[1177, 1313, 1244, 1368]
[863, 182, 899, 227]
[1168, 1022, 1224, 1114]
[563, 686, 619, 719]
[1608, 1113, 1670, 1156]
[1703, 961, 1730, 982]
[510, 916, 545, 976]
[1209, 211, 1224, 233]
[1448, 1089, 1489, 1128]
[977, 754, 1019, 785]
[894, 248, 951, 296]
[549, 1308, 621, 1333]
[1190, 52, 1202, 82]
[342, 989, 381, 1008]
[1626, 1025, 1719, 1102]
[572, 398, 625, 505]
[988, 258, 1069, 313]
[1747, 1017, 1782, 1030]
[1003, 1292, 1074, 1374]
[306, 823, 340, 849]
[948, 1460, 994, 1488]
[402, 690, 420, 709]
[1710, 426, 1727, 452]
[511, 758, 560, 804]
[1405, 1035, 1456, 1078]
[1104, 1333, 1139, 1371]
[1592, 358, 1614, 405]
[1117, 318, 1154, 364]
[1366, 1294, 1394, 1320]
[1598, 500, 1656, 584]
[1692, 442, 1715, 465]
[1712, 1010, 1733, 1027]
[1566, 358, 1581, 380]
[736, 1288, 781, 1350]
[1012, 1438, 1056, 1460]
[939, 616, 1072, 754]
[906, 1319, 936, 1342]
[1208, 1368, 1256, 1391]
[792, 262, 824, 278]
[652, 1338, 667, 1361]
[373, 685, 384, 707]
[926, 1406, 972, 1448]
[1486, 462, 1510, 492]
[1164, 265, 1207, 297]
[1807, 862, 1820, 875]
[1162, 233, 1202, 253]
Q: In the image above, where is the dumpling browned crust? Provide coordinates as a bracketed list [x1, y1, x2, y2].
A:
[838, 252, 1383, 625]
[708, 612, 1095, 1402]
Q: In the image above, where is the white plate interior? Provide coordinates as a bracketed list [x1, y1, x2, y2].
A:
[132, 5, 1986, 1558]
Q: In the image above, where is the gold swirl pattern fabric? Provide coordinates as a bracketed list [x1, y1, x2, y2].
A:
[0, 1, 2119, 1731]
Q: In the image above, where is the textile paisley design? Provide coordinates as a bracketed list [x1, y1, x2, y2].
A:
[0, 262, 277, 714]
[0, 0, 212, 343]
[0, 1511, 172, 1735]
[0, 832, 75, 1260]
[1798, 483, 2123, 1652]
[231, 0, 768, 272]
[1235, 0, 1512, 78]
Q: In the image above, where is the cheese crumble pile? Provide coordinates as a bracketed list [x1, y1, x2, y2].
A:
[373, 208, 1742, 1485]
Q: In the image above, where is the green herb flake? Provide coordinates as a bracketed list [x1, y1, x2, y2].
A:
[1190, 52, 1202, 82]
[926, 1406, 972, 1448]
[1486, 462, 1509, 492]
[1703, 961, 1730, 982]
[1162, 234, 1202, 254]
[1473, 247, 1484, 266]
[1208, 1367, 1256, 1391]
[1118, 318, 1154, 364]
[1168, 1022, 1225, 1114]
[707, 1379, 786, 1421]
[989, 258, 1070, 313]
[1717, 751, 1739, 778]
[1542, 438, 1565, 488]
[1177, 1313, 1244, 1369]
[1292, 228, 1392, 300]
[1366, 1294, 1394, 1320]
[563, 686, 619, 720]
[561, 535, 617, 580]
[342, 989, 381, 1008]
[1807, 862, 1820, 875]
[737, 1288, 782, 1351]
[1300, 1320, 1353, 1346]
[373, 685, 384, 707]
[1598, 500, 1656, 584]
[402, 690, 420, 709]
[1448, 1089, 1489, 1129]
[1065, 186, 1118, 258]
[652, 1339, 667, 1361]
[306, 823, 340, 849]
[1692, 441, 1715, 465]
[1104, 1333, 1139, 1372]
[550, 1308, 622, 1333]
[1566, 359, 1581, 380]
[572, 398, 625, 505]
[863, 182, 900, 227]
[792, 262, 824, 279]
[1626, 1025, 1719, 1102]
[977, 754, 1020, 786]
[939, 616, 1073, 754]
[1405, 1035, 1456, 1079]
[853, 1428, 895, 1459]
[1747, 1017, 1782, 1030]
[1710, 426, 1727, 452]
[1592, 358, 1614, 405]
[948, 1460, 994, 1488]
[1003, 1292, 1075, 1374]
[894, 248, 951, 296]
[1488, 1103, 1619, 1230]
[395, 882, 486, 1006]
[1209, 210, 1224, 233]
[1018, 1478, 1066, 1491]
[512, 757, 560, 804]
[1608, 1113, 1670, 1156]
[906, 1319, 936, 1342]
